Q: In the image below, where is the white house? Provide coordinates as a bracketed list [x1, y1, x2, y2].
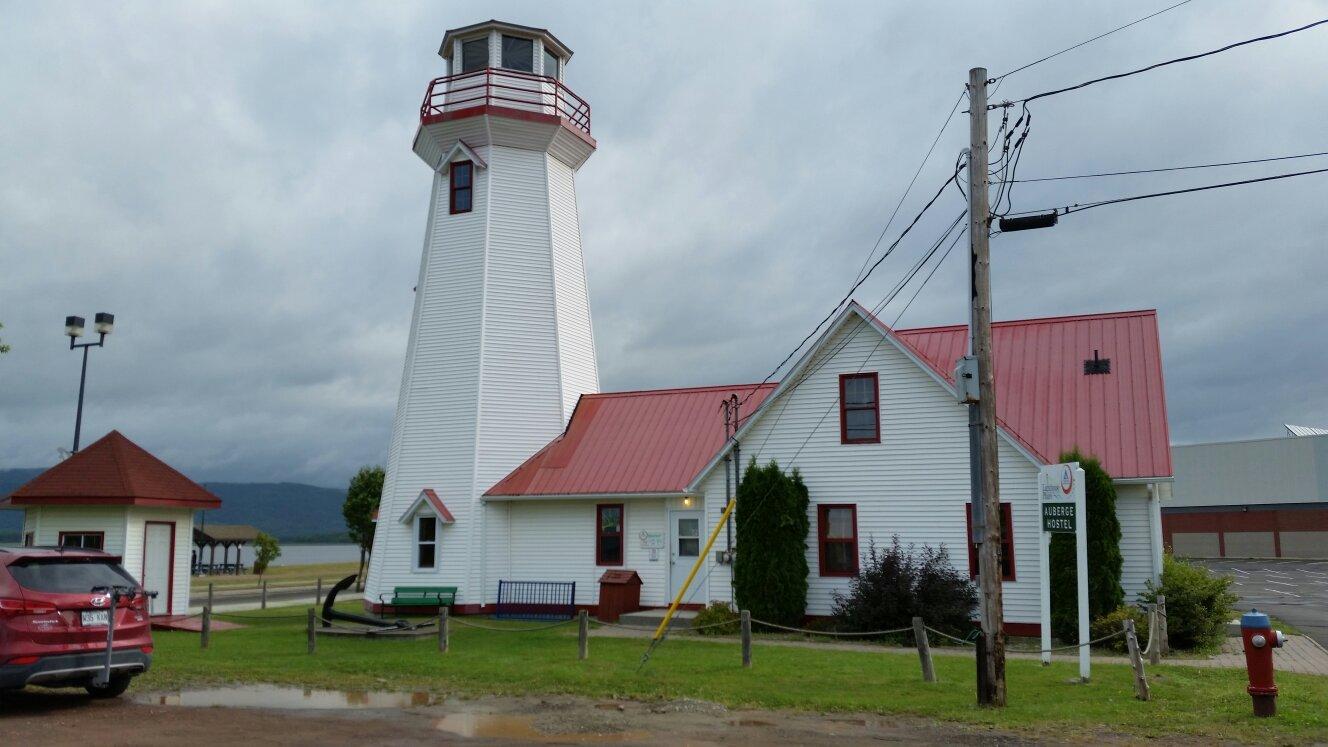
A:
[366, 20, 1174, 633]
[1, 430, 220, 617]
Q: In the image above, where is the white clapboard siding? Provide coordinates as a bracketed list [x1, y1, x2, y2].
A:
[25, 506, 128, 557]
[499, 499, 670, 606]
[695, 315, 1044, 622]
[1115, 485, 1159, 603]
[546, 153, 599, 422]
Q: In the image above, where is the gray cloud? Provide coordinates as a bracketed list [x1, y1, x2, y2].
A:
[2, 1, 1326, 485]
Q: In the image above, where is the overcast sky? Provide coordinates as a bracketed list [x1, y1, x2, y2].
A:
[2, 1, 1326, 487]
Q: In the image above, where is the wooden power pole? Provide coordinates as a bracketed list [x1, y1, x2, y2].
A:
[967, 66, 1006, 707]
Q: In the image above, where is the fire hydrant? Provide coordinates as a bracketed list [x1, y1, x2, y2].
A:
[1240, 609, 1286, 717]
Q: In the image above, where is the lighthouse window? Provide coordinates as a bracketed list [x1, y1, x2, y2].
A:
[414, 516, 437, 571]
[461, 37, 488, 74]
[501, 35, 534, 73]
[449, 161, 473, 214]
[543, 49, 559, 79]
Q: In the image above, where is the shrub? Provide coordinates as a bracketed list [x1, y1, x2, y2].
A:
[1090, 605, 1150, 653]
[1141, 554, 1238, 650]
[1050, 450, 1124, 642]
[831, 536, 977, 638]
[733, 459, 809, 626]
[692, 602, 740, 636]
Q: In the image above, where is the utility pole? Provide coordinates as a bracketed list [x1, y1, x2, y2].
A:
[967, 66, 1006, 707]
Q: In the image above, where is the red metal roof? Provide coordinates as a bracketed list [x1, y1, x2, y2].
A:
[3, 430, 221, 509]
[485, 383, 777, 497]
[888, 306, 1172, 479]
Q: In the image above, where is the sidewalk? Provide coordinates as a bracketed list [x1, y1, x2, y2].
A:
[590, 625, 1328, 676]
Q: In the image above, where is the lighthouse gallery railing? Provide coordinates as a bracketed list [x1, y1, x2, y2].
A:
[420, 67, 592, 136]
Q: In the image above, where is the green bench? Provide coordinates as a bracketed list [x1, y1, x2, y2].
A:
[378, 586, 457, 609]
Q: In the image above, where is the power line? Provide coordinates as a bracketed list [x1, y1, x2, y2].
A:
[1007, 17, 1328, 106]
[993, 0, 1193, 81]
[1008, 165, 1328, 217]
[851, 89, 966, 287]
[736, 166, 963, 408]
[997, 149, 1328, 183]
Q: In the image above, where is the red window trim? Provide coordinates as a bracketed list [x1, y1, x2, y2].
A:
[965, 502, 1016, 582]
[449, 160, 474, 215]
[57, 531, 105, 549]
[817, 504, 859, 577]
[595, 503, 625, 567]
[839, 372, 880, 444]
[142, 521, 176, 614]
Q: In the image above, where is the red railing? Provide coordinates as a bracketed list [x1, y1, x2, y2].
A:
[420, 68, 591, 136]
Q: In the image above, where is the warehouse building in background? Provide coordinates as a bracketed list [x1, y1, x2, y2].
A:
[1164, 427, 1328, 559]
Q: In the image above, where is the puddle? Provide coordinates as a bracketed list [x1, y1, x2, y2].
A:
[435, 713, 645, 743]
[136, 684, 435, 710]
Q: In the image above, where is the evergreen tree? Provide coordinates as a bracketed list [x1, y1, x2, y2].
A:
[1050, 450, 1125, 642]
[733, 459, 810, 626]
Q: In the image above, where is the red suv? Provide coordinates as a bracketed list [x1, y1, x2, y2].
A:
[0, 547, 153, 697]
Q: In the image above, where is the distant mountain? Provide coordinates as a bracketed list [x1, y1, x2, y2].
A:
[0, 469, 349, 543]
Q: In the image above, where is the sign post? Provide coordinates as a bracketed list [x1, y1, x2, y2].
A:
[1038, 462, 1090, 680]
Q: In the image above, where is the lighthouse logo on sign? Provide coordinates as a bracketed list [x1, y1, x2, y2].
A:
[1060, 464, 1074, 495]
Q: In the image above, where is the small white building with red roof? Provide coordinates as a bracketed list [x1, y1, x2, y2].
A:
[1, 431, 220, 616]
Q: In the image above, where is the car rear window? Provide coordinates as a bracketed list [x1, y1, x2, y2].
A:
[9, 559, 138, 594]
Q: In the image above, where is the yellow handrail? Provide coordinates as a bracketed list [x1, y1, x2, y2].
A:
[651, 496, 738, 641]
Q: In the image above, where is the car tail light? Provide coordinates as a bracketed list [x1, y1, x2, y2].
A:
[140, 645, 154, 654]
[127, 593, 147, 610]
[6, 655, 41, 665]
[0, 598, 58, 617]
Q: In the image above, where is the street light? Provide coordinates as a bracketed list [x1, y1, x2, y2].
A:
[65, 312, 114, 452]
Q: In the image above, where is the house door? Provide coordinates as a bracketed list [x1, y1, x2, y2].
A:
[142, 522, 174, 616]
[668, 510, 703, 601]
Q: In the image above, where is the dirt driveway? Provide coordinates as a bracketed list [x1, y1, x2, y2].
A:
[0, 688, 1128, 746]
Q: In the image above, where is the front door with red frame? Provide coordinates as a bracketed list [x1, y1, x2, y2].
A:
[142, 522, 174, 615]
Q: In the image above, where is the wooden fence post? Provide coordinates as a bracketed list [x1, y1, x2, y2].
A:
[306, 608, 316, 654]
[439, 608, 449, 653]
[200, 607, 211, 649]
[207, 582, 214, 612]
[740, 610, 752, 669]
[1147, 607, 1161, 665]
[1157, 595, 1169, 655]
[913, 616, 936, 683]
[578, 610, 589, 661]
[315, 577, 322, 607]
[261, 580, 268, 610]
[1125, 619, 1150, 701]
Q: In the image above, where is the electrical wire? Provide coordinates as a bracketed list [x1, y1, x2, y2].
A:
[992, 0, 1194, 82]
[1008, 17, 1328, 106]
[1007, 165, 1328, 217]
[994, 149, 1328, 183]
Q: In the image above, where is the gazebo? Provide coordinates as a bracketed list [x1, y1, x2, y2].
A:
[193, 524, 260, 575]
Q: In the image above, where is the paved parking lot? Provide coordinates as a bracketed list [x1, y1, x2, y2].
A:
[1195, 558, 1328, 648]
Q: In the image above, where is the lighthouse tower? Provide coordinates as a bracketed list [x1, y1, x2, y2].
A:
[365, 21, 599, 609]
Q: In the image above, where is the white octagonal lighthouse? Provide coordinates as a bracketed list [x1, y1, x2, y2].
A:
[366, 20, 600, 611]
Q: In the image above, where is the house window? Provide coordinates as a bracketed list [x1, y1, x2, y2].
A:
[415, 516, 437, 570]
[966, 502, 1015, 581]
[449, 161, 473, 214]
[58, 531, 105, 550]
[839, 372, 880, 444]
[501, 35, 534, 72]
[817, 505, 858, 576]
[543, 48, 560, 79]
[461, 37, 488, 73]
[596, 504, 624, 566]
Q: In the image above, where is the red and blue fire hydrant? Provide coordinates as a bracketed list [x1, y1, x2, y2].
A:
[1240, 609, 1286, 717]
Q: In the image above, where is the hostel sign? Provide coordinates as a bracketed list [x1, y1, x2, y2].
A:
[1037, 462, 1090, 680]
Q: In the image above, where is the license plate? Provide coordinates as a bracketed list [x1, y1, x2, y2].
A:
[81, 610, 109, 627]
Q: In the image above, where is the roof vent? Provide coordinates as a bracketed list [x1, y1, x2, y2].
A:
[1083, 350, 1111, 375]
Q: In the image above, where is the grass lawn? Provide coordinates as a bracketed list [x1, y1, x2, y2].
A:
[140, 604, 1328, 743]
[197, 562, 360, 591]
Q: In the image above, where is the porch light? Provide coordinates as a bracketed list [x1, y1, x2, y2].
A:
[682, 496, 693, 507]
[94, 312, 115, 335]
[65, 316, 85, 338]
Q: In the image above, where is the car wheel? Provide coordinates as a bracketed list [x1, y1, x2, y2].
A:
[84, 674, 132, 699]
